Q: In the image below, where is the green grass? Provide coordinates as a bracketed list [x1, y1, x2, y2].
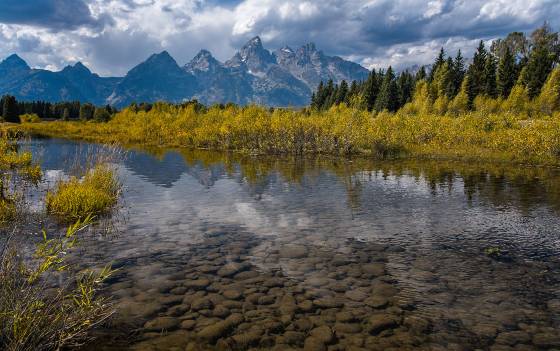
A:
[1, 217, 115, 351]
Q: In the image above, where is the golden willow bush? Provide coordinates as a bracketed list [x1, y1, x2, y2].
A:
[19, 68, 560, 165]
[46, 164, 120, 222]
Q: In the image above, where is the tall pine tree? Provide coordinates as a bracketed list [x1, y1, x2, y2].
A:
[467, 41, 488, 103]
[497, 47, 516, 98]
[335, 80, 349, 105]
[2, 95, 19, 123]
[483, 54, 498, 98]
[429, 48, 446, 82]
[452, 50, 466, 96]
[522, 43, 555, 98]
[374, 67, 398, 112]
[362, 70, 380, 111]
[415, 66, 427, 81]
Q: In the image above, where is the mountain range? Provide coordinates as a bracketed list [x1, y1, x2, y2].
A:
[0, 37, 369, 108]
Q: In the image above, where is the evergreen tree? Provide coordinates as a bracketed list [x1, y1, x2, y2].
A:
[452, 50, 466, 96]
[324, 84, 338, 110]
[397, 71, 414, 107]
[522, 43, 555, 98]
[415, 66, 427, 82]
[429, 48, 446, 82]
[42, 103, 52, 119]
[323, 80, 335, 110]
[2, 95, 19, 123]
[312, 81, 325, 110]
[497, 47, 516, 98]
[444, 56, 456, 98]
[362, 70, 380, 111]
[335, 80, 349, 105]
[79, 103, 95, 121]
[467, 41, 488, 103]
[483, 54, 498, 98]
[374, 67, 398, 112]
[0, 96, 5, 118]
[348, 80, 359, 102]
[310, 92, 317, 109]
[93, 107, 111, 122]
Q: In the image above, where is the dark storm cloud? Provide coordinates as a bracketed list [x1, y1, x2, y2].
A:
[0, 0, 111, 30]
[224, 0, 560, 70]
[82, 29, 164, 76]
[1, 0, 560, 75]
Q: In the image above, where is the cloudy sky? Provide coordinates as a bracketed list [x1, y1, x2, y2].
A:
[0, 0, 559, 76]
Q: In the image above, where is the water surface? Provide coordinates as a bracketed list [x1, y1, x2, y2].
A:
[29, 139, 560, 350]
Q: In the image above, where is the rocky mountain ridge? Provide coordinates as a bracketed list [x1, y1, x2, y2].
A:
[0, 37, 369, 107]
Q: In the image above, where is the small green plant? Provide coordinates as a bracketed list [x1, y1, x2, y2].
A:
[0, 216, 116, 351]
[46, 164, 120, 222]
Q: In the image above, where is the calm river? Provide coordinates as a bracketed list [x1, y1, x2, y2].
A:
[27, 138, 560, 350]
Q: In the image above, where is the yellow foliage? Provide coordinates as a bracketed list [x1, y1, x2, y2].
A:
[536, 67, 560, 115]
[433, 95, 449, 115]
[502, 84, 531, 115]
[402, 80, 433, 115]
[474, 95, 502, 114]
[15, 95, 560, 166]
[447, 78, 470, 116]
[46, 164, 120, 222]
[19, 113, 41, 123]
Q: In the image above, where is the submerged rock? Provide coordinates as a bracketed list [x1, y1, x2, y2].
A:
[368, 315, 399, 335]
[143, 317, 180, 332]
[197, 313, 244, 342]
[532, 332, 560, 347]
[310, 325, 334, 344]
[184, 278, 211, 290]
[191, 297, 214, 311]
[217, 262, 251, 277]
[279, 244, 308, 259]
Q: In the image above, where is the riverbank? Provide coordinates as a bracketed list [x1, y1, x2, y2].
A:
[10, 103, 560, 166]
[0, 133, 121, 350]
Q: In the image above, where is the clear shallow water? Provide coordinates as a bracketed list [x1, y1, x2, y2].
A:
[28, 139, 560, 350]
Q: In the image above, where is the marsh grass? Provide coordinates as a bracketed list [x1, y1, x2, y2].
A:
[0, 133, 41, 226]
[46, 164, 121, 222]
[17, 101, 560, 166]
[0, 197, 17, 225]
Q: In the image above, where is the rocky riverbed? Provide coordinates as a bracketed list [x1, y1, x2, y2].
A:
[86, 226, 560, 351]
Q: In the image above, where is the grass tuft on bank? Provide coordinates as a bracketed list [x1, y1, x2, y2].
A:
[46, 164, 120, 222]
